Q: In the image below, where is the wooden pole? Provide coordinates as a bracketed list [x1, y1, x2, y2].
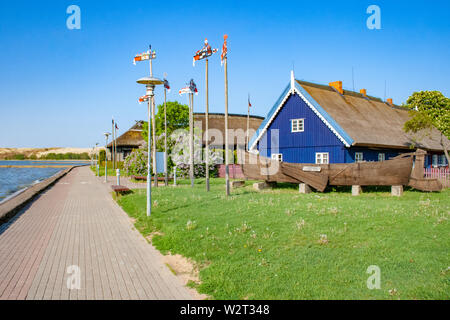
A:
[205, 58, 210, 191]
[224, 57, 230, 196]
[164, 87, 168, 187]
[114, 125, 118, 167]
[104, 135, 109, 183]
[112, 119, 115, 171]
[246, 94, 250, 151]
[189, 92, 194, 188]
[152, 95, 157, 187]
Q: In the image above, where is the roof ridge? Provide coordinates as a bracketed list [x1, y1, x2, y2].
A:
[296, 79, 404, 107]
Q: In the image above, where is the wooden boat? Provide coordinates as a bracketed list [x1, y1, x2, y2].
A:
[240, 151, 443, 192]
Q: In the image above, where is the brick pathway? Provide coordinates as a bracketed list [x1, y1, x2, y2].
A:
[0, 166, 193, 300]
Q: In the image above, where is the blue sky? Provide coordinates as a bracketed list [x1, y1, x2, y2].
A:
[0, 0, 449, 148]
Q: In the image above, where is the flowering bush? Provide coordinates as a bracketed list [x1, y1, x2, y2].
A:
[123, 148, 148, 176]
[170, 129, 223, 178]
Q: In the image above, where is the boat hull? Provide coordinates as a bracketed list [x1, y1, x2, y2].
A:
[241, 152, 425, 191]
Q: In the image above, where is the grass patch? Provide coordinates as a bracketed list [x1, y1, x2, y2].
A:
[90, 166, 119, 177]
[116, 178, 450, 300]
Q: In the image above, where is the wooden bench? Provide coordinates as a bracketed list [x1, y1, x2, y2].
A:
[111, 185, 131, 196]
[131, 175, 147, 181]
[130, 176, 173, 182]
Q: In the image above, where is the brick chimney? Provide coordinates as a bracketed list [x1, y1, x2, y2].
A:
[387, 98, 393, 105]
[329, 81, 343, 95]
[360, 89, 367, 97]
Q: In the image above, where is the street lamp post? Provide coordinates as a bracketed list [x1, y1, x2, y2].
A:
[103, 132, 111, 182]
[137, 76, 164, 216]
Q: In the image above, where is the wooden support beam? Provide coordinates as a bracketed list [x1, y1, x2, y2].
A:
[253, 182, 271, 191]
[231, 180, 245, 189]
[299, 183, 311, 194]
[391, 185, 403, 197]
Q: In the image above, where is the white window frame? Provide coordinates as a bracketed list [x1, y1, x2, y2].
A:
[271, 153, 283, 162]
[315, 152, 329, 164]
[432, 154, 438, 167]
[378, 153, 385, 162]
[355, 152, 364, 163]
[291, 118, 304, 133]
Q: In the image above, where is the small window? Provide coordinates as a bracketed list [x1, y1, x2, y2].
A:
[439, 154, 446, 166]
[315, 152, 329, 164]
[355, 152, 364, 163]
[291, 119, 304, 132]
[271, 153, 283, 161]
[432, 154, 438, 167]
[378, 153, 385, 162]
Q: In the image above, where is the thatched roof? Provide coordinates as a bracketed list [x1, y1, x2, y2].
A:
[194, 113, 263, 146]
[249, 76, 448, 152]
[108, 121, 145, 148]
[108, 115, 264, 149]
[297, 80, 448, 151]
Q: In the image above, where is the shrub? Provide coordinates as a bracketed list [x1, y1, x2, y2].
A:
[170, 129, 223, 178]
[99, 150, 106, 162]
[123, 148, 148, 176]
[176, 163, 218, 178]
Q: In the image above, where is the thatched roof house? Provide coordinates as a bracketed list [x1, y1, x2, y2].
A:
[109, 114, 264, 161]
[249, 72, 449, 168]
[108, 121, 145, 161]
[194, 113, 264, 148]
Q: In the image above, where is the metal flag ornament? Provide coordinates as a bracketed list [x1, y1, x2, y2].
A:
[193, 38, 217, 192]
[189, 79, 197, 94]
[179, 79, 197, 188]
[138, 95, 150, 104]
[221, 34, 228, 66]
[133, 45, 156, 65]
[179, 79, 198, 95]
[164, 79, 170, 92]
[193, 39, 218, 66]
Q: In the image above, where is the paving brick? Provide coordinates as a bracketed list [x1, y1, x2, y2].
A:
[0, 167, 193, 300]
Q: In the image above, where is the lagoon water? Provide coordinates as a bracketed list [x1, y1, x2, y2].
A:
[0, 160, 89, 202]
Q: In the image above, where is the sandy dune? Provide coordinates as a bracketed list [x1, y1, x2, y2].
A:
[0, 147, 104, 159]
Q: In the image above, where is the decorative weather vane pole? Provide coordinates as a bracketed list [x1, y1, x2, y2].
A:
[163, 74, 170, 187]
[179, 80, 198, 188]
[103, 132, 111, 183]
[247, 94, 251, 150]
[134, 46, 163, 216]
[112, 118, 115, 170]
[221, 34, 230, 196]
[193, 39, 218, 192]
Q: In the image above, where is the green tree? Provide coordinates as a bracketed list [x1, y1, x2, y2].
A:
[403, 90, 450, 163]
[142, 101, 189, 146]
[99, 149, 106, 162]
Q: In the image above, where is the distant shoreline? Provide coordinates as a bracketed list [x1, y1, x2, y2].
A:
[0, 159, 91, 162]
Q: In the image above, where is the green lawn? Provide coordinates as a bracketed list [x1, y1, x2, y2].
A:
[90, 165, 119, 177]
[116, 178, 450, 300]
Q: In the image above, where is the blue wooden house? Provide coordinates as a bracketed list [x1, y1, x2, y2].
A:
[248, 72, 449, 168]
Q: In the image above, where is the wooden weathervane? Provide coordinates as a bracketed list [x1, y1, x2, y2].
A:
[193, 38, 218, 191]
[179, 79, 198, 188]
[221, 34, 230, 196]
